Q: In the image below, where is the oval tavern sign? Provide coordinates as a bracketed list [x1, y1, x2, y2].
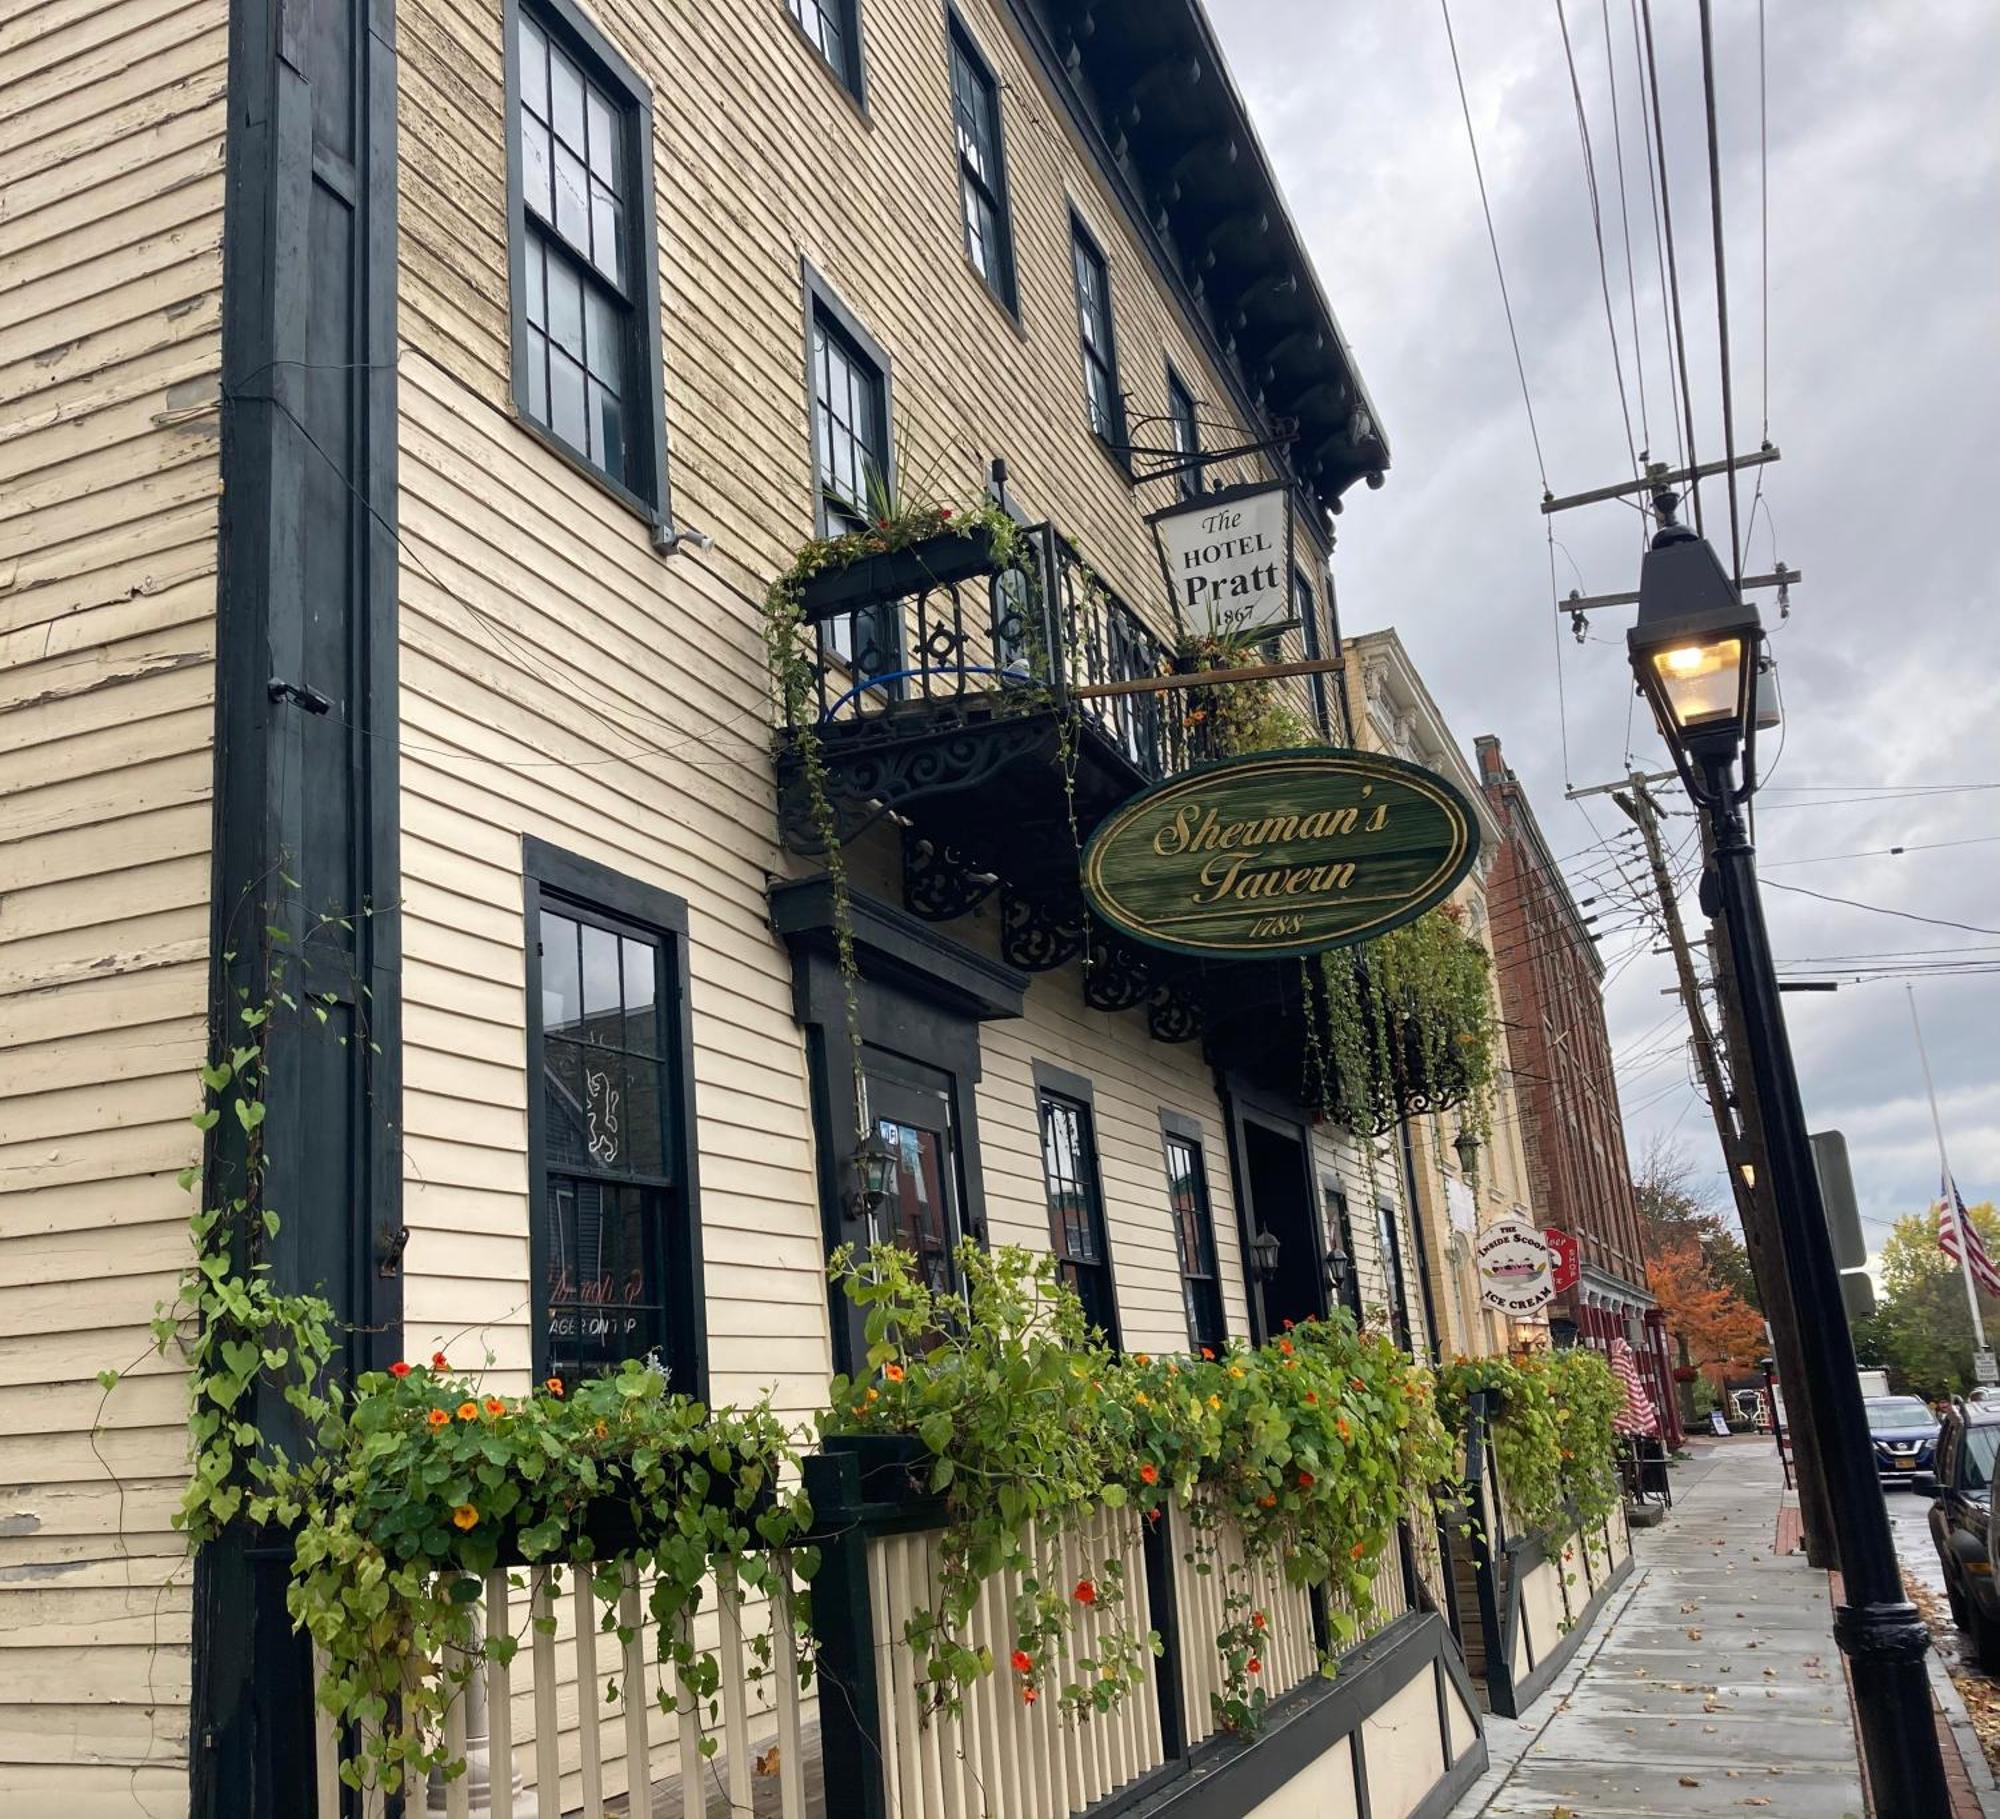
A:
[1080, 748, 1481, 960]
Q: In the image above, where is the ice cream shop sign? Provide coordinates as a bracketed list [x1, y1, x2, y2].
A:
[1081, 747, 1480, 960]
[1476, 1217, 1556, 1315]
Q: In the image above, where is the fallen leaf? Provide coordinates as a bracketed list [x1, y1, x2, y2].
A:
[1680, 1776, 1701, 1788]
[1687, 1627, 1705, 1641]
[754, 1745, 781, 1777]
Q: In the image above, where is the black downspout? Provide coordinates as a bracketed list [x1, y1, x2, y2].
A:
[1399, 1119, 1447, 1361]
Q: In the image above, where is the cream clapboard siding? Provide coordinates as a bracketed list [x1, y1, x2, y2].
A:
[0, 0, 228, 1809]
[389, 0, 1366, 1797]
[392, 0, 1335, 1386]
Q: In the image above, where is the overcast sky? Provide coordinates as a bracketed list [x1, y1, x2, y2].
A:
[1209, 0, 2000, 1257]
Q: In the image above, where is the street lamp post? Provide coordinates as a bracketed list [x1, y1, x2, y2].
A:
[1627, 495, 1946, 1815]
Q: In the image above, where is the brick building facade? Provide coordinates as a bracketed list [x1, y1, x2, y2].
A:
[1474, 737, 1683, 1445]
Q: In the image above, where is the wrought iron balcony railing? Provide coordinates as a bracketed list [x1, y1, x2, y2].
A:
[780, 521, 1192, 789]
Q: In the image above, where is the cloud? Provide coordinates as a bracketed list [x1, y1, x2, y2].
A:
[1210, 0, 2000, 1234]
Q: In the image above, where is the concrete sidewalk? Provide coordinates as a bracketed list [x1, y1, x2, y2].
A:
[1459, 1437, 1865, 1817]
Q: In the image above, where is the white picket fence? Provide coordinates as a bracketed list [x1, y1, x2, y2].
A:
[312, 1506, 1420, 1817]
[866, 1505, 1165, 1819]
[1164, 1501, 1408, 1751]
[314, 1555, 813, 1819]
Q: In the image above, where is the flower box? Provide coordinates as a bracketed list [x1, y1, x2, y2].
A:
[818, 1432, 934, 1505]
[797, 525, 1005, 620]
[1672, 1365, 1700, 1384]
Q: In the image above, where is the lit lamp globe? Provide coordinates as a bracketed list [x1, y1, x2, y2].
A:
[1626, 502, 1760, 796]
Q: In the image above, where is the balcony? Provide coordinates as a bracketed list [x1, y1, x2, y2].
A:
[308, 1470, 1478, 1819]
[767, 519, 1494, 1120]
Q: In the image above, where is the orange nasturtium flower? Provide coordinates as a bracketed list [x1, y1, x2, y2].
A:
[1200, 1347, 1215, 1361]
[1246, 1656, 1262, 1675]
[1074, 1579, 1098, 1606]
[1011, 1649, 1033, 1674]
[456, 1401, 479, 1421]
[1250, 1610, 1267, 1631]
[545, 1377, 564, 1397]
[389, 1361, 411, 1378]
[483, 1397, 506, 1417]
[1305, 1391, 1319, 1405]
[1278, 1339, 1293, 1357]
[883, 1362, 905, 1383]
[1139, 1462, 1159, 1486]
[432, 1351, 449, 1370]
[1297, 1470, 1316, 1488]
[1259, 1493, 1278, 1508]
[1350, 1540, 1367, 1559]
[1336, 1417, 1352, 1442]
[1022, 1686, 1039, 1705]
[426, 1408, 451, 1428]
[452, 1504, 479, 1531]
[1351, 1376, 1367, 1391]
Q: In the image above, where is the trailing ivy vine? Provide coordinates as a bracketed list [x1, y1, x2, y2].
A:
[823, 1242, 1461, 1737]
[1435, 1347, 1623, 1543]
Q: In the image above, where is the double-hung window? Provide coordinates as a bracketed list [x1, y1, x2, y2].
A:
[1295, 564, 1329, 734]
[949, 19, 1014, 309]
[1376, 1197, 1413, 1353]
[1071, 220, 1124, 446]
[808, 289, 898, 678]
[1038, 1086, 1119, 1345]
[1165, 1127, 1226, 1353]
[1167, 367, 1202, 501]
[526, 842, 701, 1388]
[787, 0, 863, 97]
[509, 1, 665, 513]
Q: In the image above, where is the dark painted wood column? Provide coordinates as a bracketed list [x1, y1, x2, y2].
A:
[195, 1, 400, 1812]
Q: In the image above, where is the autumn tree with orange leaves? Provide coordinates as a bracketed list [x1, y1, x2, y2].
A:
[1646, 1238, 1768, 1398]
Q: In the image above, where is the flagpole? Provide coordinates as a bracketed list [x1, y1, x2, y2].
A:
[1908, 984, 1986, 1355]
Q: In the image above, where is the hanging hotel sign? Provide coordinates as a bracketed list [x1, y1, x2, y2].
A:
[1079, 747, 1480, 960]
[1476, 1218, 1556, 1315]
[1150, 480, 1295, 639]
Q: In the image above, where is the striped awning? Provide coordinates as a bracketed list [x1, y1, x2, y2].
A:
[1610, 1336, 1661, 1437]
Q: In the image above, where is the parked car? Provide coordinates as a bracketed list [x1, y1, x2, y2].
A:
[1865, 1395, 1940, 1484]
[1921, 1405, 2000, 1669]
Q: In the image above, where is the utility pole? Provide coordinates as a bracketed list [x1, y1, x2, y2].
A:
[1609, 774, 1835, 1567]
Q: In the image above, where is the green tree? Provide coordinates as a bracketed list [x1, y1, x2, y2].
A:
[1854, 1200, 2000, 1400]
[1634, 1137, 1762, 1312]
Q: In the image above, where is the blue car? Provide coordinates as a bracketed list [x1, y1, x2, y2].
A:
[1866, 1394, 1940, 1485]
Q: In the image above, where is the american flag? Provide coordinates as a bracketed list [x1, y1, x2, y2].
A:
[1936, 1174, 2000, 1297]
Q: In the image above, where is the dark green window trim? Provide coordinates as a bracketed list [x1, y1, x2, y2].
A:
[1166, 361, 1202, 501]
[1069, 210, 1127, 461]
[504, 0, 673, 528]
[786, 0, 867, 102]
[1376, 1195, 1413, 1354]
[946, 9, 1017, 314]
[523, 837, 705, 1395]
[1162, 1109, 1227, 1354]
[1034, 1060, 1122, 1348]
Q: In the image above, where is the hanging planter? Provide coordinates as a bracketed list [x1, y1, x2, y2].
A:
[1672, 1364, 1700, 1383]
[799, 520, 1009, 617]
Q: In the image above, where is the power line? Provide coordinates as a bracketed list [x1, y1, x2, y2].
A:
[1628, 0, 1687, 474]
[1762, 880, 2000, 939]
[1439, 0, 1550, 493]
[1554, 0, 1640, 477]
[1637, 0, 1704, 535]
[1763, 834, 2000, 870]
[1695, 0, 1745, 587]
[1599, 0, 1651, 457]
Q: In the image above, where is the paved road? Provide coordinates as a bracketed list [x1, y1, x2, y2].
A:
[1463, 1437, 1865, 1817]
